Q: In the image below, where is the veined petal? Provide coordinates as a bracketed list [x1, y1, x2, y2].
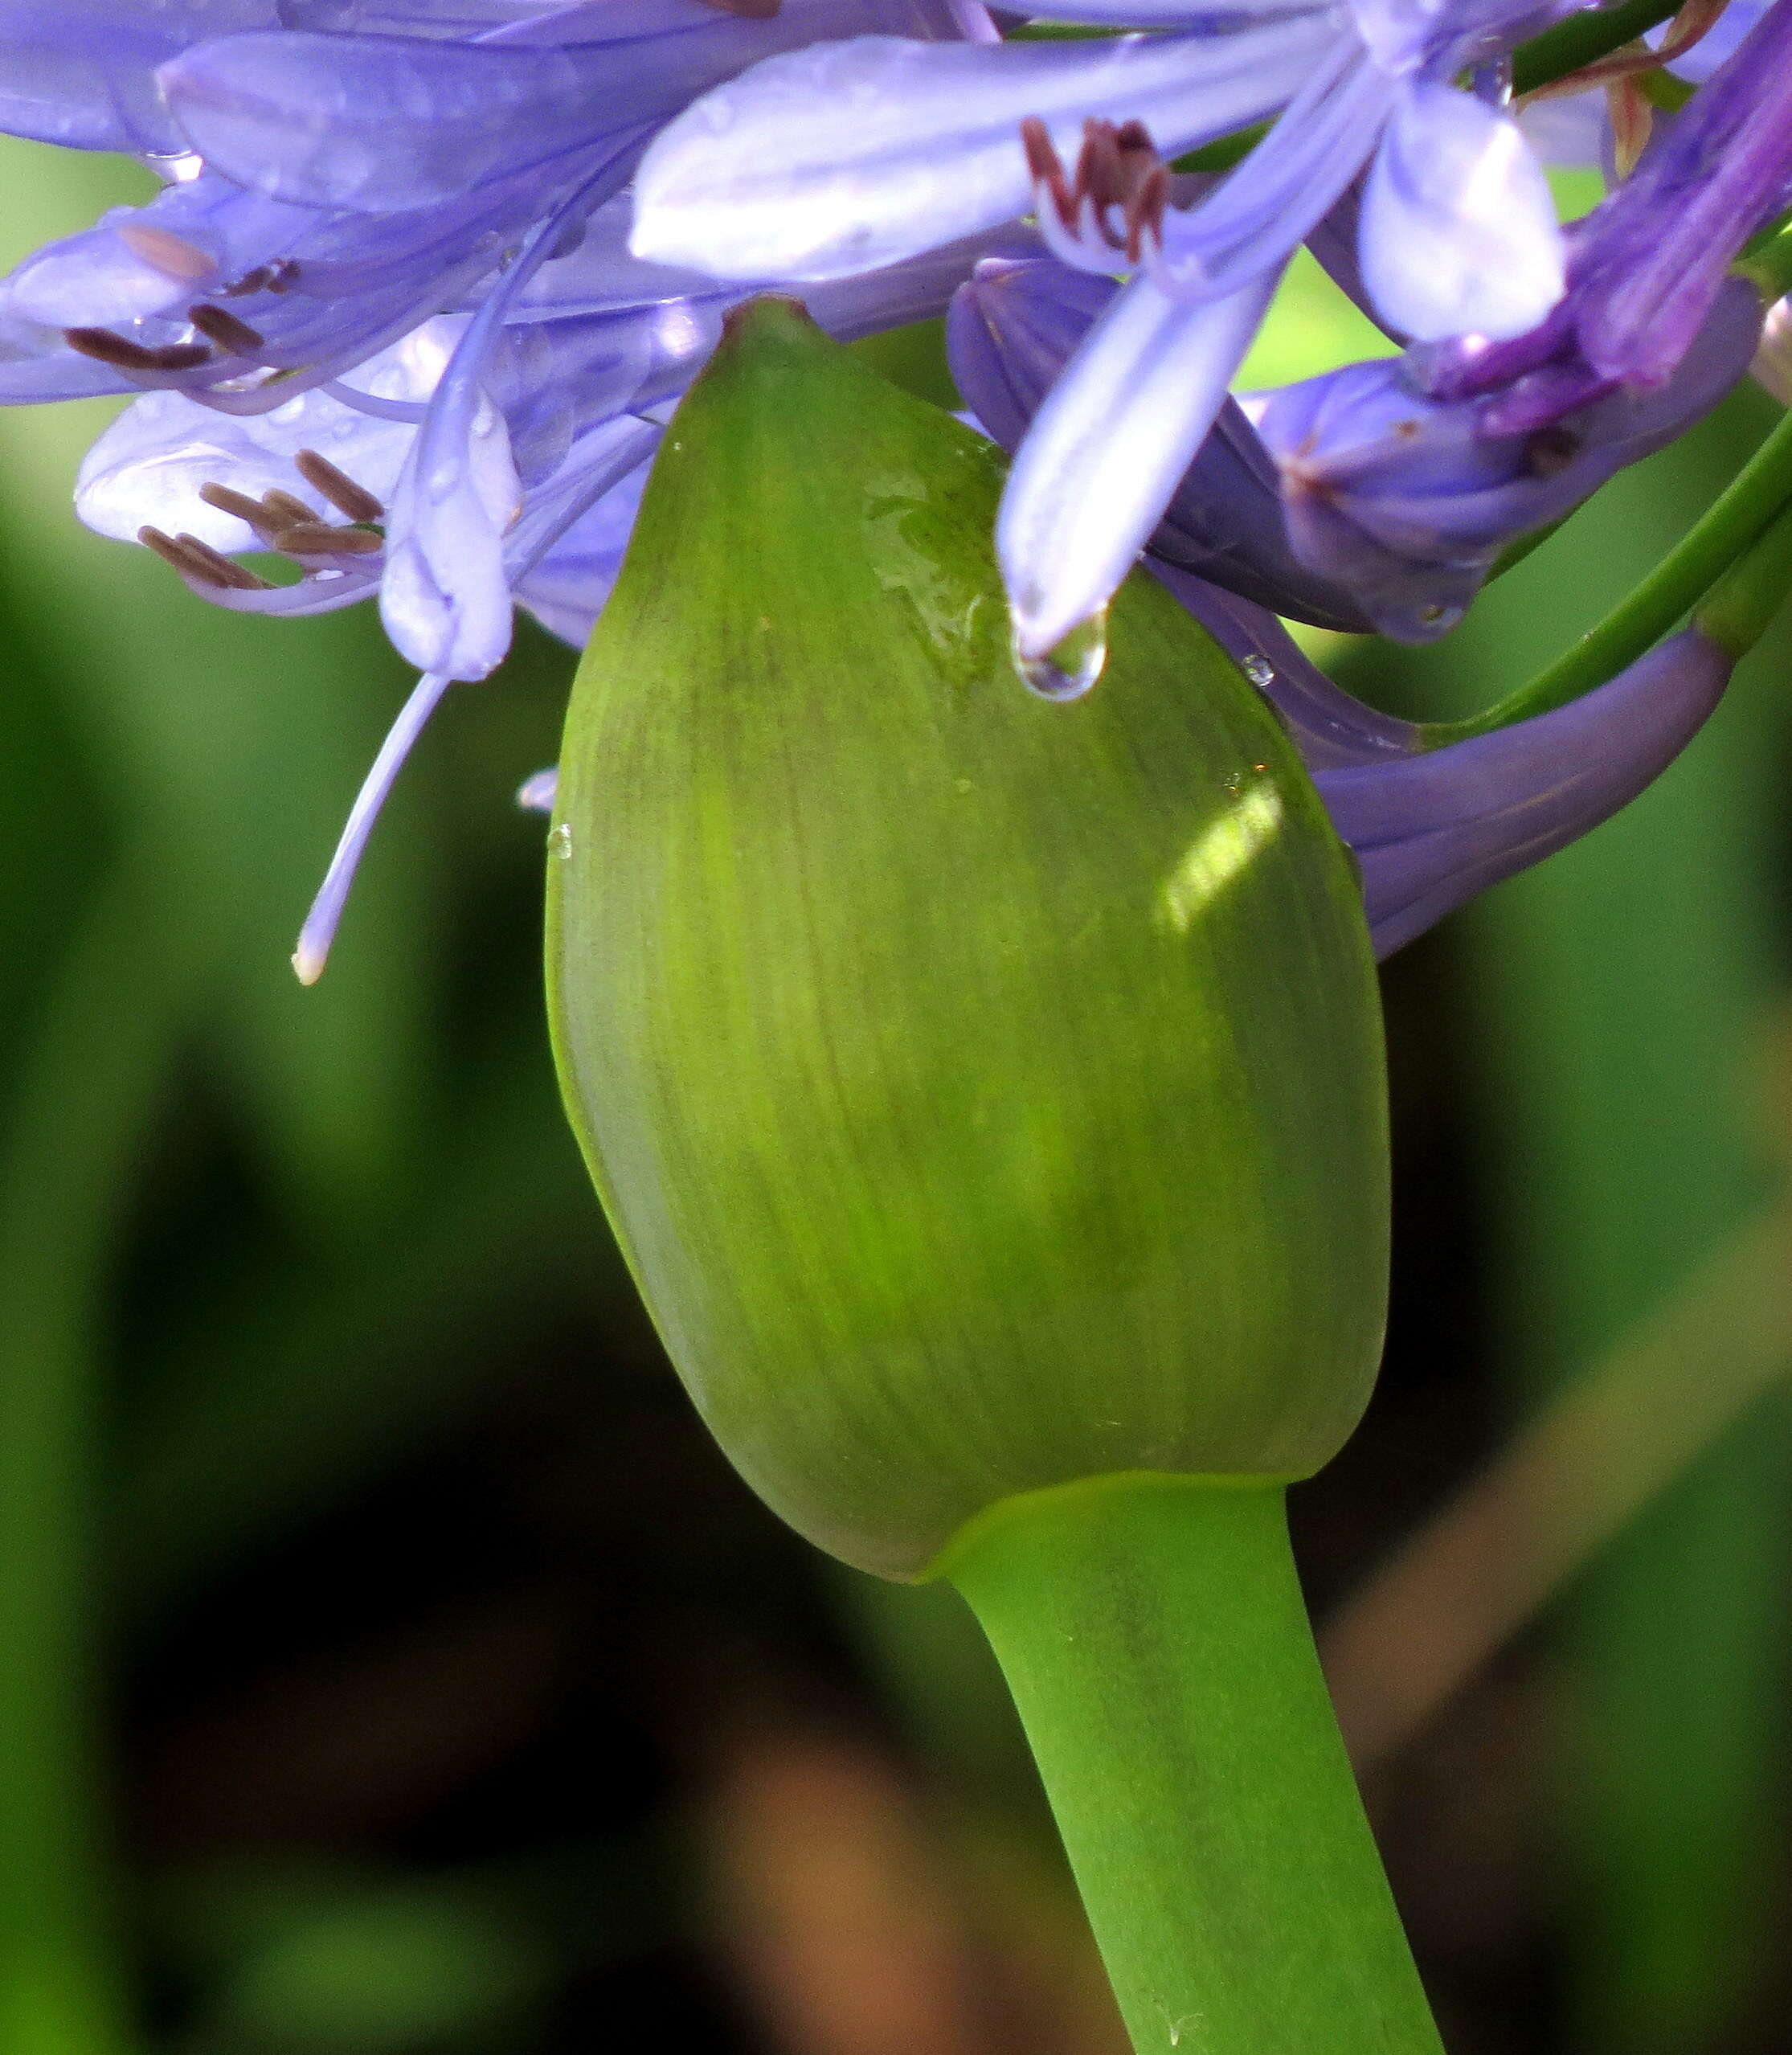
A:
[160, 32, 602, 211]
[380, 155, 640, 678]
[512, 443, 655, 646]
[73, 337, 436, 547]
[1149, 43, 1394, 301]
[997, 264, 1278, 659]
[1360, 82, 1563, 343]
[1319, 630, 1732, 956]
[630, 18, 1336, 281]
[1151, 561, 1413, 763]
[2, 175, 318, 329]
[166, 0, 964, 215]
[0, 0, 273, 153]
[950, 251, 1369, 628]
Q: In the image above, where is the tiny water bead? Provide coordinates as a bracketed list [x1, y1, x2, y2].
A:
[1014, 608, 1108, 702]
[548, 822, 574, 860]
[1242, 653, 1276, 689]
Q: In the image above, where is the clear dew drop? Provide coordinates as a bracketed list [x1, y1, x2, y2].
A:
[1242, 652, 1275, 689]
[1014, 608, 1107, 703]
[548, 822, 574, 860]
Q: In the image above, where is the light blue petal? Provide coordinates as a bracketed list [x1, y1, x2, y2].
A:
[1360, 81, 1564, 342]
[0, 0, 273, 153]
[1149, 43, 1393, 300]
[630, 17, 1335, 280]
[161, 32, 602, 211]
[73, 332, 437, 546]
[997, 264, 1279, 658]
[381, 153, 640, 678]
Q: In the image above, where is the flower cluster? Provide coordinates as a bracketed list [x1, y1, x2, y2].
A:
[0, 0, 1787, 972]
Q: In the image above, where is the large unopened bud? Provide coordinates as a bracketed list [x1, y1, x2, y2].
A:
[546, 299, 1387, 1580]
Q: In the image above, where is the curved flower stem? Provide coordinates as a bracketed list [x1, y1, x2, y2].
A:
[1511, 0, 1678, 97]
[938, 1474, 1444, 2055]
[1430, 398, 1792, 743]
[0, 852, 204, 2054]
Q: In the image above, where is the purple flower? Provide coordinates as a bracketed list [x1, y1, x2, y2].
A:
[1424, 0, 1792, 418]
[630, 0, 1574, 662]
[947, 249, 1374, 631]
[1152, 564, 1735, 957]
[0, 0, 1013, 974]
[0, 0, 977, 673]
[1250, 277, 1761, 638]
[73, 223, 1015, 980]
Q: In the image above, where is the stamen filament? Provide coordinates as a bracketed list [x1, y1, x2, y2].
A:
[293, 671, 453, 985]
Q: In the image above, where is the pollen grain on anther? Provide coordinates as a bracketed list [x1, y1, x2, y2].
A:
[189, 303, 267, 354]
[137, 524, 270, 591]
[295, 448, 385, 523]
[64, 327, 213, 373]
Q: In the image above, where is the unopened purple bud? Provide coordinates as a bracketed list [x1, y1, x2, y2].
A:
[1255, 281, 1761, 641]
[1315, 630, 1733, 956]
[1568, 0, 1792, 389]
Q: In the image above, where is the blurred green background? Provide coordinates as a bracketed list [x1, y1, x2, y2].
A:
[2, 138, 1790, 2055]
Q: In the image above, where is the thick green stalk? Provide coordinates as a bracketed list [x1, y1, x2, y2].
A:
[0, 855, 202, 2055]
[940, 1475, 1443, 2055]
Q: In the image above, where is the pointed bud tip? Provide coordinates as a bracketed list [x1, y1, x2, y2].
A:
[718, 293, 823, 349]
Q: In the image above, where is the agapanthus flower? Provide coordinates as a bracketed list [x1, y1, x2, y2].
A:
[0, 0, 1000, 974]
[1250, 278, 1761, 637]
[1421, 0, 1792, 420]
[947, 250, 1376, 629]
[630, 0, 1577, 670]
[69, 213, 1018, 978]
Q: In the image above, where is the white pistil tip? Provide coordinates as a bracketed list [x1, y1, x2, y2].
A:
[291, 941, 326, 986]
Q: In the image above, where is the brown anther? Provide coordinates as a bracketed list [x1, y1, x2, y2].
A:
[260, 489, 316, 527]
[189, 303, 267, 354]
[221, 264, 273, 297]
[697, 0, 780, 15]
[138, 524, 270, 590]
[64, 327, 213, 372]
[198, 481, 293, 543]
[266, 258, 301, 293]
[1021, 115, 1168, 261]
[274, 521, 384, 557]
[294, 448, 385, 523]
[117, 223, 216, 285]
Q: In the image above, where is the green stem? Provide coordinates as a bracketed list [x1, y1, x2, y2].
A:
[939, 1474, 1443, 2055]
[1430, 395, 1792, 744]
[0, 854, 203, 2055]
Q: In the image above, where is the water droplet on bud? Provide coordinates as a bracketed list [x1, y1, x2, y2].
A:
[1242, 653, 1274, 689]
[548, 822, 574, 860]
[1013, 608, 1107, 702]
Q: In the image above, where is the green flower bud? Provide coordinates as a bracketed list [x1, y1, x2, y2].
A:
[546, 299, 1388, 1581]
